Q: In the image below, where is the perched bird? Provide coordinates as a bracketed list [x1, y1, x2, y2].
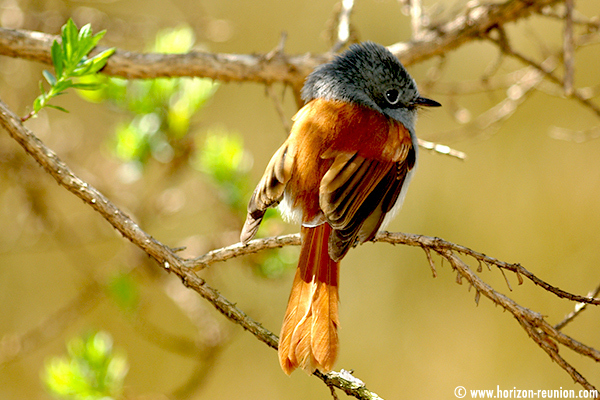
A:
[240, 42, 440, 374]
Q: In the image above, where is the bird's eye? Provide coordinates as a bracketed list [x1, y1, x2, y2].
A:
[385, 89, 400, 105]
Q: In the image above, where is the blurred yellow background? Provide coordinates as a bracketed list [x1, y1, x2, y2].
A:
[1, 0, 599, 399]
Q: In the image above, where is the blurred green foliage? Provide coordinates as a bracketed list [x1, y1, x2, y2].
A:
[107, 272, 140, 313]
[78, 25, 218, 169]
[43, 332, 128, 400]
[26, 18, 114, 120]
[77, 24, 294, 277]
[194, 128, 293, 276]
[195, 128, 252, 214]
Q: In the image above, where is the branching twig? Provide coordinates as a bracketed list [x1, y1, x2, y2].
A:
[375, 232, 600, 388]
[265, 84, 292, 135]
[440, 250, 597, 391]
[0, 0, 566, 87]
[389, 0, 564, 65]
[555, 283, 600, 331]
[487, 35, 600, 119]
[376, 232, 600, 306]
[563, 0, 575, 96]
[331, 0, 355, 53]
[424, 65, 545, 141]
[186, 230, 600, 307]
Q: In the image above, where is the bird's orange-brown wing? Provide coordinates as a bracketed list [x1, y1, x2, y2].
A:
[286, 99, 416, 260]
[240, 141, 295, 244]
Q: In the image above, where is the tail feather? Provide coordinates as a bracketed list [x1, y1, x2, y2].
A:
[279, 224, 340, 374]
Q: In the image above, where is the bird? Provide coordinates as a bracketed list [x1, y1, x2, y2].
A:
[240, 41, 440, 375]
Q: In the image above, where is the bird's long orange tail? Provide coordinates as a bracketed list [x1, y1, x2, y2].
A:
[279, 223, 340, 375]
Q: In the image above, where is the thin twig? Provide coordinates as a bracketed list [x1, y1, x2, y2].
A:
[375, 232, 600, 306]
[429, 67, 537, 95]
[540, 5, 600, 29]
[555, 283, 600, 331]
[265, 84, 292, 135]
[488, 35, 600, 118]
[417, 138, 467, 160]
[409, 0, 424, 40]
[187, 234, 301, 270]
[429, 65, 545, 141]
[315, 370, 384, 400]
[440, 250, 597, 391]
[190, 230, 600, 308]
[549, 126, 600, 143]
[331, 0, 355, 53]
[563, 0, 575, 96]
[422, 247, 437, 277]
[389, 0, 565, 65]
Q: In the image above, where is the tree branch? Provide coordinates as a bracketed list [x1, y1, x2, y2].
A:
[389, 0, 564, 65]
[189, 230, 600, 306]
[376, 232, 600, 306]
[0, 0, 564, 88]
[439, 250, 597, 391]
[487, 35, 600, 118]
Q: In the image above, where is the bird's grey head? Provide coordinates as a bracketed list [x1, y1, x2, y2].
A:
[301, 42, 439, 131]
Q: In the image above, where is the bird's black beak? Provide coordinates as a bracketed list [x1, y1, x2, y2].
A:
[414, 96, 441, 107]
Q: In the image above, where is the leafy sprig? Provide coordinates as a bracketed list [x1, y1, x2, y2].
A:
[22, 19, 114, 121]
[43, 331, 128, 400]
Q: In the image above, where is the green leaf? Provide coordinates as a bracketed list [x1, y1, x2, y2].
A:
[62, 18, 78, 63]
[42, 70, 56, 86]
[33, 95, 45, 113]
[89, 30, 107, 49]
[46, 104, 70, 113]
[71, 60, 94, 77]
[88, 47, 115, 72]
[51, 40, 63, 78]
[75, 26, 101, 63]
[71, 47, 114, 77]
[78, 23, 92, 41]
[53, 79, 73, 93]
[71, 82, 102, 90]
